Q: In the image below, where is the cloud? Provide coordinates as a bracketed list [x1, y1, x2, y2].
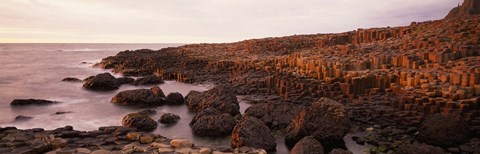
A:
[0, 0, 462, 43]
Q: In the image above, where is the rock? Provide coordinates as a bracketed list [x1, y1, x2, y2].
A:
[10, 99, 58, 106]
[61, 77, 82, 82]
[170, 139, 193, 148]
[190, 108, 236, 137]
[51, 138, 68, 149]
[83, 73, 120, 91]
[126, 132, 140, 141]
[329, 149, 353, 154]
[244, 102, 302, 130]
[199, 148, 212, 154]
[445, 0, 480, 18]
[137, 109, 157, 116]
[395, 142, 447, 154]
[231, 116, 276, 152]
[14, 115, 32, 121]
[291, 136, 324, 154]
[116, 77, 135, 85]
[285, 97, 350, 150]
[121, 112, 158, 131]
[418, 114, 469, 147]
[186, 85, 240, 116]
[53, 111, 72, 115]
[139, 135, 155, 144]
[165, 92, 185, 105]
[158, 147, 174, 153]
[91, 149, 112, 154]
[132, 75, 164, 85]
[111, 86, 166, 107]
[159, 113, 180, 124]
[76, 148, 92, 153]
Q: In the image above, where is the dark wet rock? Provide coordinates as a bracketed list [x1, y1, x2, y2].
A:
[291, 136, 324, 154]
[83, 76, 94, 82]
[53, 111, 72, 115]
[137, 109, 157, 116]
[10, 99, 58, 106]
[418, 114, 469, 147]
[159, 113, 180, 124]
[231, 116, 276, 152]
[14, 115, 32, 121]
[190, 108, 235, 137]
[61, 77, 82, 82]
[116, 77, 135, 85]
[186, 85, 240, 116]
[83, 73, 120, 91]
[132, 75, 164, 85]
[244, 102, 302, 130]
[329, 149, 353, 154]
[122, 113, 157, 131]
[165, 92, 184, 105]
[111, 86, 166, 107]
[395, 142, 447, 154]
[285, 97, 350, 150]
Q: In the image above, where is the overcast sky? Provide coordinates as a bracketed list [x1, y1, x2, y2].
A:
[0, 0, 462, 43]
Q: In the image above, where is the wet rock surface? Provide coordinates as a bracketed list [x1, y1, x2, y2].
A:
[159, 113, 180, 124]
[83, 73, 120, 91]
[244, 101, 302, 130]
[111, 86, 166, 107]
[190, 108, 236, 137]
[10, 99, 58, 106]
[121, 113, 157, 131]
[186, 85, 240, 116]
[231, 116, 276, 152]
[291, 136, 324, 154]
[61, 77, 82, 82]
[418, 114, 470, 147]
[165, 92, 185, 105]
[132, 75, 164, 85]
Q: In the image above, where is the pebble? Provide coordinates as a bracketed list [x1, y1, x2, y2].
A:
[170, 139, 193, 148]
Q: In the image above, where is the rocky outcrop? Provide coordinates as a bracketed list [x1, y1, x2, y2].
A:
[446, 0, 480, 18]
[285, 98, 350, 150]
[165, 92, 184, 105]
[231, 116, 276, 152]
[83, 73, 120, 91]
[190, 108, 236, 137]
[418, 114, 470, 147]
[132, 75, 164, 85]
[244, 102, 302, 130]
[111, 86, 166, 107]
[291, 136, 324, 154]
[159, 113, 180, 124]
[121, 113, 157, 131]
[61, 77, 82, 82]
[395, 142, 447, 154]
[185, 85, 240, 116]
[10, 99, 58, 106]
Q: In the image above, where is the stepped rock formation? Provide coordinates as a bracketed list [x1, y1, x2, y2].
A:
[446, 0, 480, 18]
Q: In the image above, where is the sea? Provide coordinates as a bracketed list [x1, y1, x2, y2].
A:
[0, 43, 369, 153]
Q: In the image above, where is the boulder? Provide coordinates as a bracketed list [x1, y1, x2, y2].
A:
[14, 115, 32, 121]
[132, 75, 164, 85]
[61, 77, 82, 82]
[418, 114, 470, 147]
[83, 73, 119, 91]
[285, 98, 350, 150]
[395, 142, 447, 154]
[329, 149, 353, 154]
[291, 136, 324, 154]
[165, 92, 185, 105]
[122, 113, 157, 131]
[186, 85, 240, 116]
[117, 77, 135, 85]
[159, 113, 180, 124]
[244, 102, 302, 130]
[190, 108, 236, 137]
[10, 99, 58, 106]
[231, 116, 276, 152]
[111, 86, 166, 107]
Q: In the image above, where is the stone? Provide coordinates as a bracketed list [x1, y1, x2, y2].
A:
[199, 147, 212, 154]
[170, 139, 193, 148]
[61, 77, 82, 82]
[14, 115, 33, 121]
[121, 113, 158, 131]
[83, 73, 120, 91]
[158, 147, 174, 153]
[111, 86, 166, 107]
[175, 147, 192, 154]
[185, 85, 240, 116]
[395, 142, 447, 154]
[329, 149, 353, 154]
[165, 92, 185, 105]
[139, 135, 154, 144]
[244, 102, 302, 130]
[51, 138, 68, 149]
[159, 113, 180, 124]
[190, 108, 236, 137]
[91, 149, 112, 154]
[10, 99, 58, 106]
[137, 109, 157, 116]
[418, 114, 469, 147]
[76, 148, 92, 154]
[291, 136, 324, 154]
[116, 77, 135, 85]
[446, 0, 480, 18]
[285, 98, 350, 150]
[132, 75, 164, 85]
[231, 116, 276, 152]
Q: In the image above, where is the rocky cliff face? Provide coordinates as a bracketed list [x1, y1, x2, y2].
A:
[446, 0, 480, 18]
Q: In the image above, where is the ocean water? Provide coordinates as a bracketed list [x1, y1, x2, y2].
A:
[0, 43, 368, 153]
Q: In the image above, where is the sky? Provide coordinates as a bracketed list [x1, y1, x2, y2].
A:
[0, 0, 463, 43]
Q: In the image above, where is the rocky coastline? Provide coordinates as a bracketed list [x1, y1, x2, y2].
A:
[3, 1, 480, 153]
